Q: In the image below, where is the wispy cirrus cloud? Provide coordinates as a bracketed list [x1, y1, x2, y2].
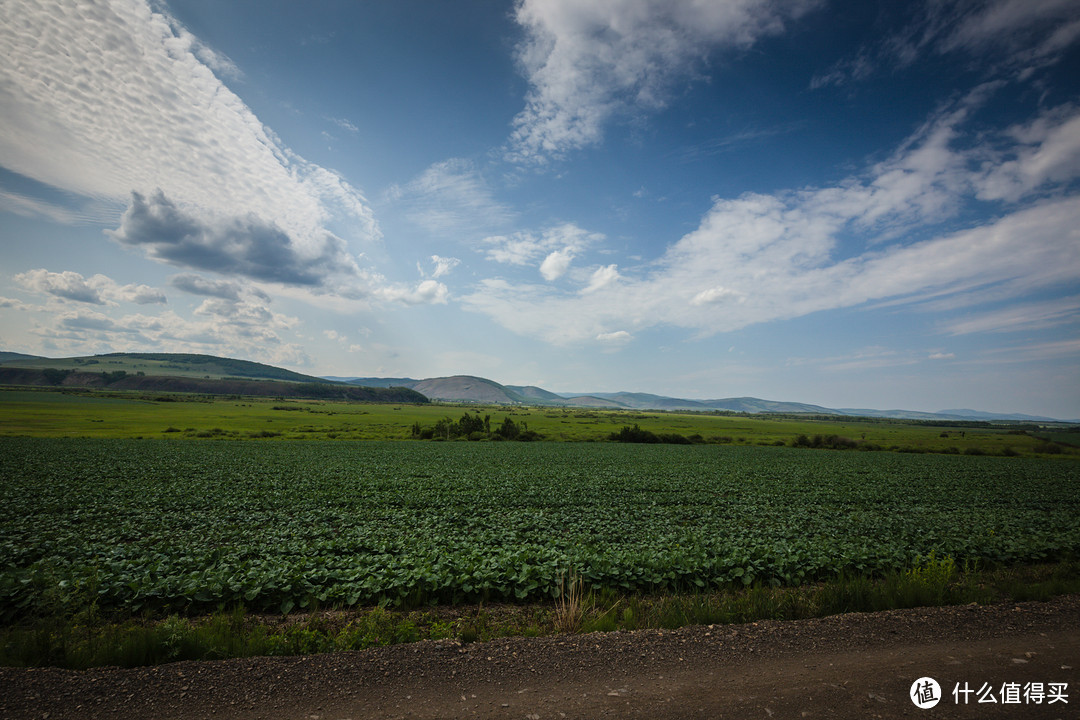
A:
[939, 297, 1080, 336]
[811, 0, 1080, 88]
[507, 0, 819, 164]
[387, 158, 515, 237]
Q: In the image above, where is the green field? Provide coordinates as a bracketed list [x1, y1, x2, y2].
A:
[1, 388, 1075, 456]
[2, 437, 1077, 621]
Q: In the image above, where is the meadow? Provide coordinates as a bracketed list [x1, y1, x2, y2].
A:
[1, 388, 1074, 456]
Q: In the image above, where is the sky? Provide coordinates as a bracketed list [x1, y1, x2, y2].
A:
[1, 0, 1079, 418]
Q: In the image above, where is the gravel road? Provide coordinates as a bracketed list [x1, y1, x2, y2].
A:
[2, 595, 1078, 719]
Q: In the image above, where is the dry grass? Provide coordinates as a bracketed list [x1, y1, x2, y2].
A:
[554, 569, 585, 634]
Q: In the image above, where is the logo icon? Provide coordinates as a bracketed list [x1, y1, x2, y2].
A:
[911, 677, 942, 709]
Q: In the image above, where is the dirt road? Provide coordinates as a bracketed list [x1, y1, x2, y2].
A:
[3, 596, 1077, 719]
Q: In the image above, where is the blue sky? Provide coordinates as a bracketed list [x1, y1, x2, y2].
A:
[1, 0, 1079, 418]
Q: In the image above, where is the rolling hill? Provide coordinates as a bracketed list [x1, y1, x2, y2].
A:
[0, 352, 427, 403]
[0, 352, 329, 383]
[1, 351, 1071, 421]
[339, 374, 1075, 422]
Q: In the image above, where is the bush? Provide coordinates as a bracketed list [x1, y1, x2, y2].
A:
[608, 425, 659, 443]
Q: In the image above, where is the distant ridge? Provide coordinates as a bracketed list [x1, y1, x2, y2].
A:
[341, 373, 1077, 423]
[1, 351, 1071, 422]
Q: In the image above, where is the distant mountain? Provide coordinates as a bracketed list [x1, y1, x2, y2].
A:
[409, 376, 522, 404]
[5, 353, 1069, 421]
[504, 385, 566, 403]
[834, 408, 958, 421]
[936, 409, 1069, 423]
[339, 372, 1076, 423]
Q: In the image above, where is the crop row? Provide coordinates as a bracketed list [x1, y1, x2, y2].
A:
[1, 438, 1077, 619]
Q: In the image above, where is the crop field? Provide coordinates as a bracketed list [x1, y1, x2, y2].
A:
[2, 437, 1077, 621]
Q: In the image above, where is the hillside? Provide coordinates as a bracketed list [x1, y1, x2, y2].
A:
[0, 352, 428, 403]
[3, 352, 1070, 421]
[408, 376, 521, 404]
[0, 352, 328, 383]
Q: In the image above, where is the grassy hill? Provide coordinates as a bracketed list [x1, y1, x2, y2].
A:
[0, 352, 328, 383]
[0, 352, 428, 403]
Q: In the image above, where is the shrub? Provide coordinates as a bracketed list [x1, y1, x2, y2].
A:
[609, 425, 659, 443]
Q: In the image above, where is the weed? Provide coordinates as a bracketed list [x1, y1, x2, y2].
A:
[554, 569, 585, 634]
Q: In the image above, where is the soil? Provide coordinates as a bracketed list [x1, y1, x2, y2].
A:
[2, 595, 1078, 720]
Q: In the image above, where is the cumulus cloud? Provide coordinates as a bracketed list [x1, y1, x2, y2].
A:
[0, 0, 378, 278]
[0, 296, 31, 310]
[108, 190, 359, 286]
[376, 279, 450, 306]
[169, 274, 242, 300]
[539, 248, 575, 281]
[507, 0, 818, 163]
[15, 269, 166, 305]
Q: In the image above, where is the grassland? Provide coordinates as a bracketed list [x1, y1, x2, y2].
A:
[1, 387, 1075, 456]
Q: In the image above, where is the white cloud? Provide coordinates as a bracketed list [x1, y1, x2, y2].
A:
[388, 158, 515, 236]
[507, 0, 818, 163]
[482, 222, 604, 269]
[0, 0, 378, 283]
[582, 264, 620, 294]
[539, 247, 575, 281]
[975, 107, 1080, 202]
[15, 269, 166, 306]
[691, 286, 744, 306]
[0, 296, 31, 310]
[430, 255, 461, 279]
[464, 97, 1080, 345]
[596, 330, 632, 343]
[376, 280, 450, 306]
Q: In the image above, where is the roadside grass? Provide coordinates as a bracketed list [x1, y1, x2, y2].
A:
[4, 559, 1076, 670]
[2, 388, 1075, 457]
